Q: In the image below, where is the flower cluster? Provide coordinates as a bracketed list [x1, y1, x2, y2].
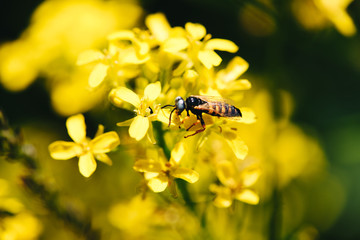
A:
[48, 13, 258, 207]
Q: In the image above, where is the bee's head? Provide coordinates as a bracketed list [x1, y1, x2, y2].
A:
[175, 96, 186, 114]
[161, 96, 186, 127]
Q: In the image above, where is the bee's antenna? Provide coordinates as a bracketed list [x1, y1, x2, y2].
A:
[168, 108, 176, 127]
[161, 104, 175, 109]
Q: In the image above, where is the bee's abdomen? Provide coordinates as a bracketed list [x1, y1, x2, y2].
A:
[206, 102, 242, 118]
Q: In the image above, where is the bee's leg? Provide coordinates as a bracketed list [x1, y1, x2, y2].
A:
[180, 110, 190, 126]
[184, 114, 206, 138]
[186, 114, 200, 131]
[186, 113, 206, 131]
[199, 115, 206, 129]
[184, 128, 205, 138]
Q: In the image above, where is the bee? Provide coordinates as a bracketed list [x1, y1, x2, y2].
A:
[162, 95, 242, 137]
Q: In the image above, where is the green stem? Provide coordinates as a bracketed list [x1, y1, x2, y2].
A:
[152, 121, 196, 212]
[152, 121, 171, 159]
[175, 178, 196, 212]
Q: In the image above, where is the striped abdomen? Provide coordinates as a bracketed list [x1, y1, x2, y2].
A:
[196, 102, 242, 118]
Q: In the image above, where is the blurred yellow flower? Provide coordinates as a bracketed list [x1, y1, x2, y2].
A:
[108, 194, 158, 237]
[0, 212, 43, 240]
[111, 82, 161, 142]
[50, 68, 107, 116]
[0, 0, 142, 92]
[292, 0, 356, 36]
[0, 179, 43, 240]
[210, 161, 260, 208]
[133, 143, 199, 193]
[315, 0, 356, 36]
[48, 114, 120, 177]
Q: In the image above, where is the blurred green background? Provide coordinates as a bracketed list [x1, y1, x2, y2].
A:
[1, 0, 359, 239]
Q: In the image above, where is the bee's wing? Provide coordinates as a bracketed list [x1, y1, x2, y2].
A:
[190, 95, 240, 109]
[189, 95, 226, 103]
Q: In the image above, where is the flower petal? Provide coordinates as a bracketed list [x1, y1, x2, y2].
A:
[147, 123, 157, 144]
[76, 49, 105, 65]
[198, 50, 222, 69]
[90, 131, 120, 154]
[144, 172, 160, 180]
[66, 114, 86, 143]
[133, 159, 162, 173]
[185, 22, 206, 40]
[204, 39, 238, 53]
[162, 37, 189, 53]
[170, 141, 185, 164]
[235, 189, 259, 205]
[116, 117, 135, 127]
[147, 173, 169, 192]
[209, 184, 233, 208]
[216, 161, 237, 187]
[94, 124, 104, 138]
[78, 152, 97, 177]
[144, 81, 161, 101]
[129, 116, 149, 141]
[223, 131, 248, 160]
[48, 141, 82, 160]
[89, 63, 109, 88]
[172, 168, 199, 183]
[95, 153, 112, 165]
[107, 30, 135, 41]
[228, 79, 252, 90]
[241, 107, 257, 124]
[145, 13, 171, 42]
[217, 56, 249, 83]
[111, 87, 140, 108]
[157, 109, 177, 126]
[241, 167, 261, 187]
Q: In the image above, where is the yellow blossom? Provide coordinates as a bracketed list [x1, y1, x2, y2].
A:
[77, 30, 151, 88]
[108, 194, 158, 237]
[292, 0, 356, 36]
[133, 144, 199, 193]
[48, 114, 120, 177]
[184, 22, 239, 69]
[0, 179, 43, 239]
[215, 57, 251, 93]
[111, 82, 161, 142]
[210, 161, 260, 208]
[0, 0, 142, 91]
[314, 0, 356, 36]
[145, 13, 238, 70]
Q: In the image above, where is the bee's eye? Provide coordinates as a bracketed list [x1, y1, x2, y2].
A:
[175, 97, 185, 114]
[176, 100, 184, 110]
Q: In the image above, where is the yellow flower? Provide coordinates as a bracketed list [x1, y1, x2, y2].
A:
[111, 82, 161, 142]
[0, 179, 43, 239]
[292, 0, 356, 36]
[48, 114, 120, 177]
[145, 13, 238, 70]
[0, 0, 142, 91]
[314, 0, 356, 36]
[77, 30, 151, 88]
[215, 56, 251, 94]
[108, 194, 158, 237]
[184, 22, 239, 69]
[210, 161, 260, 208]
[133, 143, 199, 193]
